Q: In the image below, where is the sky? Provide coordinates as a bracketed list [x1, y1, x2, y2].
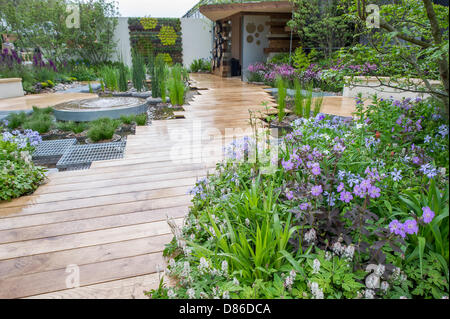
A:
[116, 0, 200, 18]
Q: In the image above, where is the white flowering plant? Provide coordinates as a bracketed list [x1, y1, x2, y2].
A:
[0, 125, 46, 201]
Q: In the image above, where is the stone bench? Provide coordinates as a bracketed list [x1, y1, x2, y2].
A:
[0, 78, 24, 99]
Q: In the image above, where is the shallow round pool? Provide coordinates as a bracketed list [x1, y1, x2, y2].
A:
[53, 97, 148, 122]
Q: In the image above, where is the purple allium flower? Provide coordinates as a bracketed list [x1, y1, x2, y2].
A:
[422, 207, 435, 224]
[368, 186, 381, 198]
[300, 203, 311, 211]
[282, 159, 294, 171]
[404, 220, 419, 235]
[337, 183, 345, 193]
[311, 185, 323, 197]
[340, 191, 353, 203]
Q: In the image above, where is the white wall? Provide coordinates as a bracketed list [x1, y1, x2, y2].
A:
[181, 18, 213, 69]
[112, 17, 132, 67]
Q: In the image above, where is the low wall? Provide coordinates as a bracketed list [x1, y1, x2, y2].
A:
[343, 76, 441, 100]
[0, 78, 24, 99]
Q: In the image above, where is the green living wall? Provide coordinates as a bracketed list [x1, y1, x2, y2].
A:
[128, 17, 182, 65]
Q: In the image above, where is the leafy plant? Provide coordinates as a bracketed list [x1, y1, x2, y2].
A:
[167, 64, 186, 106]
[87, 117, 120, 142]
[135, 114, 147, 126]
[276, 77, 287, 122]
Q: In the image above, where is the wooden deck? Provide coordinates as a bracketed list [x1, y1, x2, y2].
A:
[0, 74, 357, 299]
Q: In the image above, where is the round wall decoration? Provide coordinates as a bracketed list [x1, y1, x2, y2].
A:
[257, 24, 264, 32]
[246, 23, 256, 34]
[247, 35, 254, 43]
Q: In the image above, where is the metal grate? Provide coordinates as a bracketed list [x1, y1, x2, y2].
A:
[56, 141, 126, 171]
[32, 139, 78, 165]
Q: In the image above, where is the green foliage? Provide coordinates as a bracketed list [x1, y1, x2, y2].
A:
[292, 47, 310, 72]
[151, 54, 168, 99]
[293, 79, 304, 117]
[118, 63, 129, 92]
[101, 66, 119, 92]
[22, 113, 53, 134]
[0, 0, 119, 64]
[0, 138, 45, 202]
[87, 117, 120, 142]
[269, 53, 291, 65]
[276, 77, 287, 122]
[70, 64, 97, 82]
[56, 121, 88, 134]
[167, 64, 187, 106]
[288, 0, 356, 59]
[131, 50, 147, 92]
[189, 59, 211, 73]
[6, 112, 27, 130]
[135, 114, 147, 126]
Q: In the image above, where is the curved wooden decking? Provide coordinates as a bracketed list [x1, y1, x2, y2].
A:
[0, 74, 356, 298]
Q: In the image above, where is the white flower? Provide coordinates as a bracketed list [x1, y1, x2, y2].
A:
[233, 278, 240, 286]
[364, 289, 375, 299]
[187, 288, 196, 299]
[199, 257, 209, 273]
[245, 218, 250, 227]
[380, 281, 389, 293]
[332, 241, 344, 255]
[312, 259, 321, 274]
[343, 245, 355, 260]
[181, 262, 191, 278]
[304, 229, 317, 244]
[221, 260, 228, 276]
[167, 289, 177, 299]
[169, 259, 176, 268]
[310, 282, 324, 299]
[222, 291, 230, 299]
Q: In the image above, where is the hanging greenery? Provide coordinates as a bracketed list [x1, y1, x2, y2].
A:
[140, 17, 158, 30]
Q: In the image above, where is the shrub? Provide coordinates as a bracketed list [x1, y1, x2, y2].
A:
[120, 115, 136, 125]
[118, 63, 129, 92]
[269, 53, 291, 65]
[0, 129, 45, 201]
[87, 118, 120, 142]
[23, 113, 53, 134]
[6, 112, 27, 130]
[189, 59, 211, 73]
[135, 114, 147, 126]
[57, 121, 88, 134]
[167, 64, 186, 106]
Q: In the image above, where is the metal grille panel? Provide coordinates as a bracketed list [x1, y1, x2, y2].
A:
[56, 141, 126, 171]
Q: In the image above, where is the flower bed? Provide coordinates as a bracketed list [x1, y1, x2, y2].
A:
[149, 96, 449, 300]
[1, 124, 46, 201]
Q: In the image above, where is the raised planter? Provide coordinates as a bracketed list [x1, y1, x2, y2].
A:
[0, 78, 24, 99]
[343, 76, 441, 100]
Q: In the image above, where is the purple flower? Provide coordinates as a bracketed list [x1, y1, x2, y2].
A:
[389, 220, 406, 238]
[422, 207, 435, 224]
[404, 220, 419, 235]
[282, 159, 295, 171]
[353, 184, 366, 198]
[412, 157, 421, 165]
[311, 185, 323, 197]
[286, 191, 294, 201]
[391, 168, 402, 182]
[337, 183, 345, 193]
[359, 179, 372, 191]
[311, 163, 321, 176]
[300, 203, 311, 211]
[424, 135, 432, 143]
[340, 191, 353, 203]
[368, 186, 381, 198]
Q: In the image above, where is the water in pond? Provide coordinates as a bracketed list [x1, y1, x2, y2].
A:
[53, 97, 146, 112]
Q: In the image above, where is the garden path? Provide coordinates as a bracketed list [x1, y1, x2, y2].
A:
[0, 74, 357, 299]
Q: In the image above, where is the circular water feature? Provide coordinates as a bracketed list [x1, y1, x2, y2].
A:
[53, 97, 148, 122]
